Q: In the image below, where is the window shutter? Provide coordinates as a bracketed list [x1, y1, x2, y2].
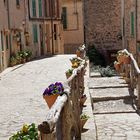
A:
[1, 32, 4, 51]
[131, 12, 135, 36]
[62, 7, 67, 29]
[32, 0, 36, 17]
[33, 24, 38, 43]
[39, 0, 42, 17]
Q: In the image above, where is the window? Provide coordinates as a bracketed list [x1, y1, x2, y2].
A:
[130, 12, 135, 36]
[38, 0, 42, 17]
[62, 7, 67, 29]
[32, 0, 36, 17]
[33, 24, 38, 43]
[16, 0, 20, 6]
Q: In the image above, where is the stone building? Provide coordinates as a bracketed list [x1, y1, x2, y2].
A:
[28, 0, 64, 56]
[62, 0, 84, 54]
[0, 0, 64, 72]
[0, 0, 10, 71]
[83, 0, 122, 63]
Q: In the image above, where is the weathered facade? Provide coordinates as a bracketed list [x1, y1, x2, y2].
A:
[0, 0, 64, 72]
[28, 0, 64, 56]
[84, 0, 122, 63]
[0, 1, 10, 71]
[62, 0, 84, 54]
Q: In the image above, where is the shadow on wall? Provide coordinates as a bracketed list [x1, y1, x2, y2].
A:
[64, 44, 80, 54]
[86, 45, 106, 67]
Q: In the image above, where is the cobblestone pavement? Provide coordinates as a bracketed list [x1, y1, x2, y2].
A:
[0, 55, 74, 140]
[89, 74, 140, 140]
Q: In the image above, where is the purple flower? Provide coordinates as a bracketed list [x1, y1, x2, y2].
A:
[43, 82, 64, 96]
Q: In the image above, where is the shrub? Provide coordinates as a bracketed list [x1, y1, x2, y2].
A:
[86, 45, 106, 66]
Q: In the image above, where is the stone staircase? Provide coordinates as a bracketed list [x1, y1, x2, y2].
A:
[89, 74, 140, 140]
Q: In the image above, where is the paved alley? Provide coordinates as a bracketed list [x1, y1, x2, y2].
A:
[0, 55, 74, 140]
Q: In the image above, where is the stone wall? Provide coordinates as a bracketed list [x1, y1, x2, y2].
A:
[124, 0, 136, 56]
[84, 0, 122, 63]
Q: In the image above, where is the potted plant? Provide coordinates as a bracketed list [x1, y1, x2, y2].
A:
[114, 61, 121, 71]
[65, 68, 73, 79]
[10, 56, 17, 66]
[123, 54, 131, 64]
[117, 51, 125, 64]
[80, 114, 90, 129]
[70, 57, 82, 68]
[80, 94, 87, 106]
[9, 123, 38, 140]
[43, 82, 64, 108]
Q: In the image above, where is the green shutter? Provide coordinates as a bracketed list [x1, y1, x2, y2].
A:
[1, 32, 4, 51]
[62, 7, 67, 29]
[131, 12, 135, 36]
[33, 24, 38, 43]
[6, 35, 8, 49]
[39, 0, 42, 17]
[32, 0, 36, 17]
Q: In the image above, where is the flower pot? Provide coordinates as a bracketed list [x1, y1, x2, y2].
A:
[76, 50, 81, 57]
[80, 118, 88, 129]
[43, 94, 59, 108]
[80, 96, 87, 106]
[117, 55, 124, 64]
[114, 63, 121, 71]
[123, 55, 131, 64]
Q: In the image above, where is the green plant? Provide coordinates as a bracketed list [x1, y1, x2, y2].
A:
[66, 69, 73, 74]
[10, 56, 17, 66]
[86, 45, 106, 66]
[9, 123, 38, 140]
[80, 114, 90, 120]
[99, 66, 116, 77]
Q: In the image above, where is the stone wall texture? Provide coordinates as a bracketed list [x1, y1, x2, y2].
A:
[84, 0, 122, 62]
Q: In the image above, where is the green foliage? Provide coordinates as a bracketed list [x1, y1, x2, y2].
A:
[80, 114, 90, 120]
[99, 66, 116, 77]
[86, 45, 106, 66]
[66, 68, 73, 74]
[9, 123, 38, 140]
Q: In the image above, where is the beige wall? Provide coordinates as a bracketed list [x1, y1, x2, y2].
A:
[0, 1, 9, 71]
[62, 0, 84, 47]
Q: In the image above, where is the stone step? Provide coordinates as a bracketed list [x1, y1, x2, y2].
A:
[90, 72, 101, 77]
[93, 98, 136, 114]
[89, 76, 128, 89]
[95, 113, 140, 140]
[90, 88, 137, 102]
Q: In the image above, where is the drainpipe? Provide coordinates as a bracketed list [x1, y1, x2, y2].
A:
[83, 0, 87, 46]
[7, 0, 12, 57]
[121, 0, 125, 49]
[50, 0, 54, 55]
[135, 0, 138, 61]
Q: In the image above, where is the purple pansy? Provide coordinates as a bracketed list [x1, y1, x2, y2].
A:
[43, 82, 64, 96]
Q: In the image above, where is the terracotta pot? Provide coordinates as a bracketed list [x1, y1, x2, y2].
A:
[80, 96, 87, 106]
[123, 55, 131, 64]
[43, 94, 59, 108]
[76, 50, 81, 57]
[80, 119, 88, 129]
[114, 63, 121, 71]
[117, 55, 124, 64]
